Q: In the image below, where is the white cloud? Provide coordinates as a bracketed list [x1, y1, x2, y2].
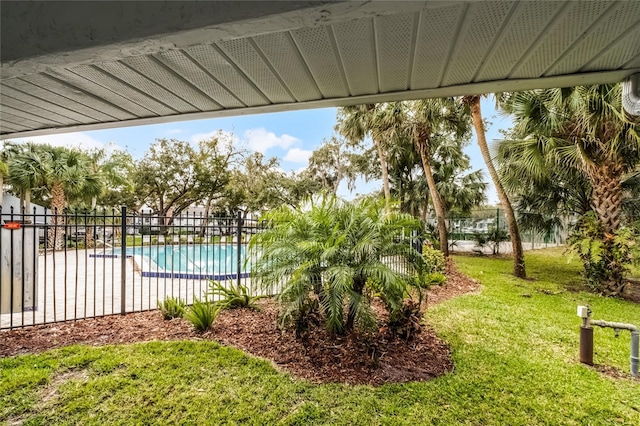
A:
[283, 147, 312, 164]
[6, 132, 108, 151]
[189, 127, 302, 155]
[243, 128, 300, 153]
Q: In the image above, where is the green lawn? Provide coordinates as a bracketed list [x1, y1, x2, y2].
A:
[2, 248, 639, 425]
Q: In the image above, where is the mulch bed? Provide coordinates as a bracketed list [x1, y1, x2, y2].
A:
[0, 262, 480, 386]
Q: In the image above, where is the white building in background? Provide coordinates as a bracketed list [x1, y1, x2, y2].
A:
[1, 192, 50, 219]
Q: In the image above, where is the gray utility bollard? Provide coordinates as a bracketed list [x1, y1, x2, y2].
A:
[577, 305, 639, 378]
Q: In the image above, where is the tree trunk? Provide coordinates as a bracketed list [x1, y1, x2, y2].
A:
[587, 163, 625, 295]
[373, 137, 392, 214]
[48, 183, 67, 250]
[588, 164, 623, 235]
[24, 189, 31, 213]
[414, 129, 449, 257]
[200, 198, 212, 238]
[85, 210, 96, 249]
[345, 275, 367, 332]
[467, 96, 526, 278]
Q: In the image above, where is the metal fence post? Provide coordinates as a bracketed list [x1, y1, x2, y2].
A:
[121, 206, 127, 315]
[236, 210, 242, 288]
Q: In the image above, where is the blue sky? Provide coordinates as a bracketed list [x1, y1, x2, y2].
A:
[10, 98, 511, 204]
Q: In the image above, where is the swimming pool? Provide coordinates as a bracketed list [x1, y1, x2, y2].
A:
[92, 244, 251, 280]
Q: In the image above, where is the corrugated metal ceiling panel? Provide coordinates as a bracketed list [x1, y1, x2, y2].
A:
[2, 0, 640, 138]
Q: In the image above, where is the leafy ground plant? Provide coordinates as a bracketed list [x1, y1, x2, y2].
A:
[158, 297, 186, 320]
[568, 212, 640, 295]
[206, 280, 263, 312]
[250, 196, 425, 335]
[185, 299, 217, 332]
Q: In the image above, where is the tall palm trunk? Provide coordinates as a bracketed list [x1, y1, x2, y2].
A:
[414, 127, 449, 256]
[48, 183, 67, 250]
[466, 96, 525, 278]
[85, 211, 96, 249]
[24, 188, 32, 213]
[586, 163, 625, 295]
[587, 163, 623, 234]
[373, 137, 392, 214]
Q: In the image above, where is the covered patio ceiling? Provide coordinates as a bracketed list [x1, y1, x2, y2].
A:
[1, 0, 640, 139]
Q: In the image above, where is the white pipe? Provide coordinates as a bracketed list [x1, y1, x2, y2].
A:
[622, 73, 640, 116]
[590, 319, 639, 378]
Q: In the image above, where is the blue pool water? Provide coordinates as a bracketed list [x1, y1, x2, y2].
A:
[94, 244, 250, 280]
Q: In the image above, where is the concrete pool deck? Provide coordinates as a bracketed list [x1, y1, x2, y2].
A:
[1, 249, 262, 330]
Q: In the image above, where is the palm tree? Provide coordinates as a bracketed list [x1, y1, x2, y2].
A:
[337, 104, 395, 213]
[430, 133, 487, 216]
[249, 196, 424, 335]
[7, 143, 47, 213]
[404, 98, 471, 256]
[39, 146, 99, 249]
[462, 95, 526, 278]
[499, 84, 640, 294]
[496, 136, 592, 234]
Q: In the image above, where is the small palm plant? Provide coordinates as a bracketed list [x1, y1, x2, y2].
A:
[249, 195, 425, 335]
[206, 280, 263, 312]
[158, 297, 186, 319]
[185, 298, 217, 332]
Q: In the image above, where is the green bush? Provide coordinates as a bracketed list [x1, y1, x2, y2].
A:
[206, 280, 263, 312]
[486, 228, 509, 254]
[158, 297, 186, 319]
[422, 246, 446, 274]
[472, 232, 488, 252]
[388, 299, 422, 341]
[250, 196, 425, 335]
[423, 272, 446, 287]
[568, 212, 640, 295]
[185, 299, 217, 332]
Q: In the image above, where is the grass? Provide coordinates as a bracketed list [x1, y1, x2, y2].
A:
[1, 248, 639, 425]
[630, 263, 640, 279]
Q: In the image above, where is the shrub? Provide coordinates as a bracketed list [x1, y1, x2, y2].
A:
[388, 299, 422, 341]
[206, 280, 263, 312]
[472, 232, 488, 252]
[486, 228, 509, 254]
[185, 299, 217, 332]
[158, 297, 186, 319]
[422, 272, 446, 288]
[568, 212, 640, 295]
[422, 246, 446, 274]
[250, 196, 425, 336]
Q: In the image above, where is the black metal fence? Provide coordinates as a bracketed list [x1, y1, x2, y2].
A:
[1, 206, 417, 330]
[0, 207, 267, 330]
